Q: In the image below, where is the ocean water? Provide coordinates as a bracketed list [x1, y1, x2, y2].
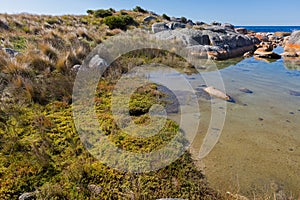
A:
[235, 26, 300, 33]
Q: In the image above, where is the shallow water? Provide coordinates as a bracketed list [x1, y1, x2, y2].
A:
[190, 48, 300, 197]
[129, 48, 300, 197]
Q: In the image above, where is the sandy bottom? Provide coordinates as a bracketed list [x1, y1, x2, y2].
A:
[189, 58, 300, 198]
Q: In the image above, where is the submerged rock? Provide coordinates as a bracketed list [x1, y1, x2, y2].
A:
[239, 88, 253, 94]
[204, 86, 233, 102]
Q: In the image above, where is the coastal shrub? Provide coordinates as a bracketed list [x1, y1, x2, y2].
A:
[103, 15, 135, 30]
[181, 16, 187, 23]
[10, 36, 27, 52]
[133, 6, 148, 13]
[162, 13, 171, 21]
[93, 9, 113, 18]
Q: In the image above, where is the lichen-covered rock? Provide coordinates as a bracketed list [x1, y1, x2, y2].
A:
[155, 28, 259, 60]
[284, 30, 300, 56]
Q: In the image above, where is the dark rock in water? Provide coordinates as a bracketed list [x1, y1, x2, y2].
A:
[289, 90, 300, 96]
[195, 88, 212, 100]
[239, 88, 253, 94]
[152, 22, 169, 33]
[226, 96, 236, 103]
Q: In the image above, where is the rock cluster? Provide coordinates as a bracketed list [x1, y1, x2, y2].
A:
[153, 24, 259, 60]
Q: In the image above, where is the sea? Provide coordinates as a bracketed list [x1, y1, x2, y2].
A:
[235, 25, 300, 33]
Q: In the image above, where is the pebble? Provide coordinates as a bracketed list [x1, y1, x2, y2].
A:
[258, 117, 264, 121]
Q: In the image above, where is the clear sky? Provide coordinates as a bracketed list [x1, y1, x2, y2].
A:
[0, 0, 299, 25]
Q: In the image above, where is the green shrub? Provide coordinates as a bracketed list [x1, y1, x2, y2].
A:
[133, 6, 147, 13]
[103, 15, 135, 30]
[181, 16, 187, 23]
[93, 9, 113, 18]
[162, 14, 171, 21]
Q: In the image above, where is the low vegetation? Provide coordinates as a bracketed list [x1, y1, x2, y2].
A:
[0, 7, 223, 200]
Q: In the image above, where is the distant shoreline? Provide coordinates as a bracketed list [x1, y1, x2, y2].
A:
[235, 25, 300, 33]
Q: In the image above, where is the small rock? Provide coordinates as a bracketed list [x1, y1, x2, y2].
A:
[289, 90, 300, 96]
[235, 28, 247, 34]
[274, 32, 291, 37]
[19, 192, 36, 200]
[143, 16, 156, 22]
[222, 23, 234, 30]
[195, 21, 206, 26]
[72, 64, 81, 72]
[239, 88, 253, 94]
[211, 21, 221, 26]
[88, 184, 102, 195]
[254, 48, 281, 59]
[88, 55, 107, 69]
[243, 51, 253, 58]
[0, 18, 9, 30]
[258, 117, 264, 121]
[3, 48, 20, 57]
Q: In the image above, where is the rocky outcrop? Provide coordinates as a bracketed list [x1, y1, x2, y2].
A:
[0, 18, 9, 30]
[155, 27, 259, 60]
[167, 22, 186, 30]
[143, 16, 156, 22]
[282, 30, 300, 68]
[222, 23, 234, 30]
[235, 28, 247, 34]
[152, 22, 169, 33]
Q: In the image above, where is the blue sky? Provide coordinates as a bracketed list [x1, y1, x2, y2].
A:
[0, 0, 299, 25]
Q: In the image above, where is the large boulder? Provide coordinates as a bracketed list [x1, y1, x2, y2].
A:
[283, 30, 300, 66]
[152, 22, 169, 33]
[284, 30, 300, 54]
[222, 23, 234, 30]
[143, 16, 156, 22]
[155, 28, 259, 60]
[167, 22, 186, 30]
